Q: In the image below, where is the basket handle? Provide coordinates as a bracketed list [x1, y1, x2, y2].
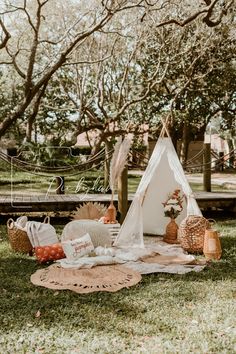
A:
[186, 216, 208, 229]
[43, 215, 50, 224]
[207, 218, 216, 226]
[7, 218, 15, 230]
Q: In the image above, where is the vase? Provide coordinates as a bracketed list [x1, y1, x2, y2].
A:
[105, 201, 117, 223]
[163, 218, 179, 244]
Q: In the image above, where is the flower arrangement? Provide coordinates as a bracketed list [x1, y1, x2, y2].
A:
[162, 189, 184, 219]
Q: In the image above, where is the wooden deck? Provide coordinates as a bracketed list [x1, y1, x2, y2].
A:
[0, 192, 236, 214]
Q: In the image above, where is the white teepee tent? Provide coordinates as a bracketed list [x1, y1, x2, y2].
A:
[114, 129, 201, 248]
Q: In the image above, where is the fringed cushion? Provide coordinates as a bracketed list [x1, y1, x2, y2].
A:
[61, 219, 112, 248]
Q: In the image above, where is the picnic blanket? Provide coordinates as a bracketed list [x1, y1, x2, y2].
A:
[56, 240, 204, 273]
[30, 239, 206, 293]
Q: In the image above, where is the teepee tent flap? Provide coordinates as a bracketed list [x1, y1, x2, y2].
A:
[114, 137, 201, 248]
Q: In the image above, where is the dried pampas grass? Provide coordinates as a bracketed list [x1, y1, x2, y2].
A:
[71, 202, 107, 220]
[109, 136, 132, 201]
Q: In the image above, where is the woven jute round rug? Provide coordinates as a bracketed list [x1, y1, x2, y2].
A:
[31, 264, 141, 293]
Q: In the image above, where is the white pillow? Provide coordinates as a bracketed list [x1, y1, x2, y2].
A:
[61, 219, 112, 248]
[62, 233, 94, 261]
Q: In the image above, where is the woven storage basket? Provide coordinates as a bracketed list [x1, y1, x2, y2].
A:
[178, 215, 210, 253]
[7, 218, 33, 254]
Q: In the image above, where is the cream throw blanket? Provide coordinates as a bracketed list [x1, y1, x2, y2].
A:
[57, 240, 205, 275]
[14, 216, 58, 247]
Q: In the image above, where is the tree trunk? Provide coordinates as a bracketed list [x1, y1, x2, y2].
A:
[227, 138, 235, 169]
[203, 143, 211, 192]
[168, 122, 178, 150]
[180, 119, 190, 168]
[0, 11, 113, 138]
[118, 166, 128, 224]
[26, 84, 47, 142]
[104, 139, 113, 190]
[0, 97, 32, 137]
[26, 118, 34, 142]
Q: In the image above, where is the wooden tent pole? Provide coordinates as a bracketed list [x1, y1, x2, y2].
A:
[118, 166, 128, 223]
[160, 116, 171, 138]
[203, 143, 211, 192]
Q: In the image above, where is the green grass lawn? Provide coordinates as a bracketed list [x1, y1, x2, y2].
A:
[0, 169, 106, 195]
[0, 219, 235, 353]
[0, 169, 235, 196]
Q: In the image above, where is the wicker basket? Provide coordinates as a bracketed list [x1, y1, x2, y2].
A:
[178, 215, 210, 253]
[7, 218, 33, 254]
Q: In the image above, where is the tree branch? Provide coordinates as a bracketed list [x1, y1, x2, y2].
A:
[156, 9, 208, 28]
[0, 18, 11, 49]
[97, 64, 109, 120]
[156, 0, 232, 28]
[115, 57, 169, 120]
[25, 0, 48, 94]
[117, 40, 140, 108]
[5, 47, 26, 79]
[63, 53, 112, 66]
[203, 0, 234, 27]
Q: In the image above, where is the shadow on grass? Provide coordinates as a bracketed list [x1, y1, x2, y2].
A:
[0, 231, 235, 335]
[0, 249, 145, 333]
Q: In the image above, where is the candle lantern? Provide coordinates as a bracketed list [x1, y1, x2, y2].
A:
[203, 228, 222, 260]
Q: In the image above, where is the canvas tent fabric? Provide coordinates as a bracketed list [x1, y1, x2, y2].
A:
[114, 137, 202, 248]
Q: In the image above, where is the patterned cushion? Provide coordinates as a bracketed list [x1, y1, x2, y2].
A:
[34, 243, 65, 263]
[62, 233, 94, 261]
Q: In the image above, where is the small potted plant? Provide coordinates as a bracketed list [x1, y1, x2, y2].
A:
[162, 189, 184, 243]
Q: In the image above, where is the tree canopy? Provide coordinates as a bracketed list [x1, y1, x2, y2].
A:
[0, 0, 235, 152]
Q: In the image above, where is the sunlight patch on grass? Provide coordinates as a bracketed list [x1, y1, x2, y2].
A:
[0, 220, 235, 353]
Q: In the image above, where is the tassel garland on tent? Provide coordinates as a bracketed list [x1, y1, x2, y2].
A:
[106, 137, 132, 223]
